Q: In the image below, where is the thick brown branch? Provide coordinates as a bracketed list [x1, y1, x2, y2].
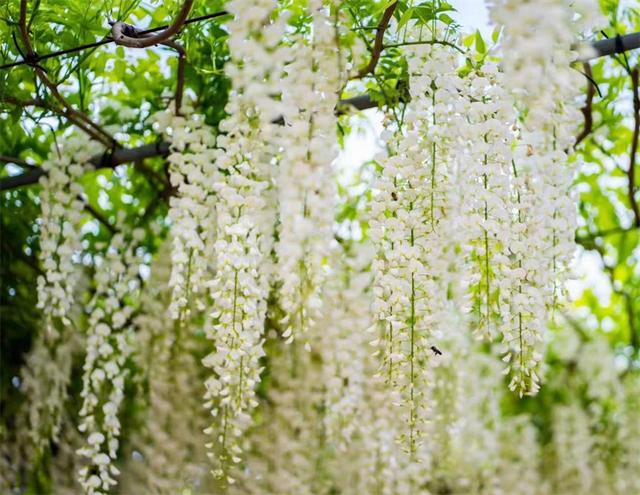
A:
[357, 2, 397, 78]
[18, 0, 117, 148]
[108, 14, 188, 115]
[575, 63, 595, 146]
[575, 226, 635, 246]
[2, 95, 52, 110]
[339, 94, 376, 111]
[629, 67, 640, 228]
[0, 92, 378, 192]
[110, 0, 193, 49]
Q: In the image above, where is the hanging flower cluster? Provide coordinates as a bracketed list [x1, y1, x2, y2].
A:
[496, 416, 543, 495]
[201, 0, 287, 481]
[119, 240, 211, 495]
[77, 230, 144, 494]
[37, 136, 94, 326]
[552, 403, 594, 492]
[370, 40, 467, 454]
[452, 65, 515, 340]
[319, 245, 371, 448]
[155, 108, 219, 321]
[235, 337, 325, 495]
[228, 243, 379, 494]
[274, 0, 341, 343]
[488, 0, 606, 395]
[20, 316, 82, 451]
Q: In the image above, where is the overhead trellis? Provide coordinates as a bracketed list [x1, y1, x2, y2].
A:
[1, 2, 639, 192]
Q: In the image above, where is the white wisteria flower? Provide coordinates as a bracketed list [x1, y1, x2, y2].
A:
[370, 37, 467, 455]
[201, 0, 287, 482]
[488, 0, 604, 396]
[37, 135, 95, 327]
[77, 231, 144, 495]
[154, 107, 219, 321]
[274, 0, 342, 344]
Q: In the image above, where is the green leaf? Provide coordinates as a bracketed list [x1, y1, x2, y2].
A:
[397, 6, 414, 30]
[414, 5, 434, 24]
[439, 13, 454, 25]
[475, 30, 486, 53]
[463, 32, 475, 48]
[491, 26, 501, 43]
[436, 1, 455, 13]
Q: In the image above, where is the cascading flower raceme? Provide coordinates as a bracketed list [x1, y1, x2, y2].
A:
[552, 403, 595, 493]
[20, 318, 81, 452]
[370, 39, 467, 456]
[77, 229, 144, 495]
[274, 0, 341, 345]
[119, 240, 211, 495]
[319, 245, 371, 448]
[37, 135, 94, 327]
[496, 416, 544, 495]
[452, 64, 516, 340]
[489, 0, 606, 396]
[155, 108, 219, 321]
[500, 152, 547, 396]
[201, 0, 287, 482]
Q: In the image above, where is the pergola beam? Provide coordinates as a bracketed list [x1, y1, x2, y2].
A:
[0, 142, 170, 191]
[591, 32, 640, 59]
[0, 92, 384, 191]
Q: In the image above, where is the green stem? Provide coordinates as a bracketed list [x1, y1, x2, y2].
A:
[430, 88, 437, 231]
[483, 150, 491, 330]
[409, 227, 416, 455]
[232, 269, 239, 336]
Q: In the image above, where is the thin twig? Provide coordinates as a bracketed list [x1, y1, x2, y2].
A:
[164, 41, 186, 115]
[357, 2, 398, 78]
[17, 0, 117, 148]
[1, 95, 106, 145]
[575, 225, 635, 243]
[0, 11, 229, 71]
[79, 195, 117, 234]
[383, 39, 464, 54]
[575, 63, 595, 146]
[153, 39, 187, 115]
[629, 67, 640, 227]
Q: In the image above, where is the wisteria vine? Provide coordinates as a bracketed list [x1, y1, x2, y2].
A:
[5, 1, 638, 494]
